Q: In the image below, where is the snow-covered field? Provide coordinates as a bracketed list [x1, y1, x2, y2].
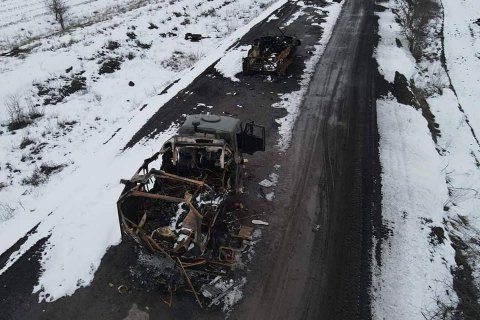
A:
[443, 0, 480, 137]
[373, 0, 480, 318]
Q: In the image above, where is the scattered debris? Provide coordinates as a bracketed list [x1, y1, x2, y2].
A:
[252, 219, 269, 226]
[128, 81, 135, 87]
[259, 173, 279, 188]
[312, 224, 320, 232]
[264, 192, 274, 201]
[200, 276, 247, 311]
[117, 284, 128, 294]
[195, 102, 213, 109]
[259, 179, 274, 188]
[185, 33, 204, 42]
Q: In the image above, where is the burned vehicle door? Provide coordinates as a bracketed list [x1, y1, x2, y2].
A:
[237, 122, 265, 155]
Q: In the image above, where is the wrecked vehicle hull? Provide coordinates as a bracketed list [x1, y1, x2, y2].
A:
[118, 137, 239, 267]
[242, 35, 301, 75]
[117, 114, 265, 306]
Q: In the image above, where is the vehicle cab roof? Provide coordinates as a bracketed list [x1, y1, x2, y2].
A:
[178, 114, 241, 136]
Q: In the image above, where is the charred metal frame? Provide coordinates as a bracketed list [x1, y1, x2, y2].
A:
[117, 137, 238, 269]
[242, 35, 301, 75]
[117, 115, 265, 306]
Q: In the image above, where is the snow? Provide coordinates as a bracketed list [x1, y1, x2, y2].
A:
[373, 97, 456, 319]
[267, 14, 279, 22]
[214, 45, 249, 82]
[170, 203, 187, 231]
[0, 0, 291, 302]
[258, 171, 278, 201]
[442, 0, 480, 137]
[427, 88, 480, 224]
[259, 179, 274, 187]
[273, 0, 344, 151]
[374, 8, 416, 83]
[0, 0, 150, 51]
[373, 0, 480, 317]
[264, 192, 275, 201]
[427, 87, 480, 294]
[268, 172, 278, 184]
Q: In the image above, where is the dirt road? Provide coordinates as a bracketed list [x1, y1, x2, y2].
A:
[230, 0, 378, 319]
[0, 0, 378, 319]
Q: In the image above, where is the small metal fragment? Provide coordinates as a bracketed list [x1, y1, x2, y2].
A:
[118, 284, 128, 294]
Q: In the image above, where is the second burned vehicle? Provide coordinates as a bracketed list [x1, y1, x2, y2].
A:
[117, 114, 265, 280]
[242, 31, 301, 75]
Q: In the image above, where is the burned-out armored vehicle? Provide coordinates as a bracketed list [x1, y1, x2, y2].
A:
[242, 34, 301, 75]
[117, 114, 265, 273]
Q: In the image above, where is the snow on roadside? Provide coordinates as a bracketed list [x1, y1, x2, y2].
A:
[428, 87, 480, 299]
[214, 46, 250, 82]
[373, 97, 456, 319]
[274, 0, 344, 151]
[0, 0, 290, 302]
[374, 8, 416, 83]
[427, 88, 480, 229]
[371, 0, 470, 318]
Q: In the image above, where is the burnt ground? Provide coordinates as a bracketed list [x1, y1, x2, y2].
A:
[0, 0, 379, 319]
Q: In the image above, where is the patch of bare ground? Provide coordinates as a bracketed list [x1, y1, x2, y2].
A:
[21, 163, 66, 186]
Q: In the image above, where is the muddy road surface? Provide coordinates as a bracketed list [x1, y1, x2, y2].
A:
[0, 0, 378, 319]
[230, 0, 378, 319]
